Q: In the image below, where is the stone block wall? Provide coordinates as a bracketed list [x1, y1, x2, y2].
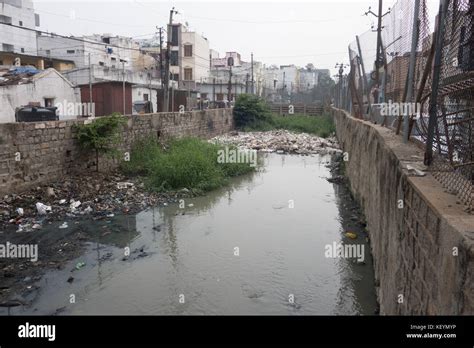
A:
[331, 108, 473, 315]
[0, 108, 234, 195]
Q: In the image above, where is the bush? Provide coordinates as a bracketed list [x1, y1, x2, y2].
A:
[122, 137, 257, 192]
[74, 113, 127, 171]
[233, 94, 272, 128]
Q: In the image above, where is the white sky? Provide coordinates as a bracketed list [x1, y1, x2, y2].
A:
[33, 0, 440, 76]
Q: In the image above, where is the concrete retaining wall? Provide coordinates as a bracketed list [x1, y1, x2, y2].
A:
[332, 108, 473, 315]
[0, 108, 234, 195]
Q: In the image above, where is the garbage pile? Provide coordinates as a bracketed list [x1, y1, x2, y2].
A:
[211, 130, 341, 155]
[0, 172, 190, 232]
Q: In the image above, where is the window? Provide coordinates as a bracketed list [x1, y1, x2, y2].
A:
[171, 73, 179, 81]
[184, 68, 192, 81]
[66, 50, 75, 54]
[21, 48, 24, 53]
[19, 20, 23, 26]
[111, 57, 116, 61]
[44, 98, 55, 107]
[170, 51, 178, 66]
[171, 25, 179, 46]
[103, 37, 110, 44]
[2, 44, 14, 52]
[0, 15, 12, 25]
[184, 44, 192, 57]
[143, 94, 149, 101]
[45, 50, 51, 55]
[99, 61, 105, 66]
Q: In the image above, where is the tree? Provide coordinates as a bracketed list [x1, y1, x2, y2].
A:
[233, 94, 272, 128]
[305, 63, 315, 71]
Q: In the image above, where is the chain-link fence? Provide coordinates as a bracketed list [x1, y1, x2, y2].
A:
[340, 0, 473, 213]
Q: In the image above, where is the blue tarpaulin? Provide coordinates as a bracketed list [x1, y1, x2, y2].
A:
[9, 67, 40, 75]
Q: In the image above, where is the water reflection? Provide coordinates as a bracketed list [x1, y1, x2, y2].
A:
[1, 153, 377, 315]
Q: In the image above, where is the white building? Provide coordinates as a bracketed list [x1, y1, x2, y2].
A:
[37, 34, 152, 71]
[168, 23, 210, 89]
[0, 0, 40, 54]
[0, 68, 80, 123]
[277, 65, 299, 95]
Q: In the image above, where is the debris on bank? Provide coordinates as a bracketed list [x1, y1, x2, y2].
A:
[210, 130, 341, 155]
[0, 172, 193, 231]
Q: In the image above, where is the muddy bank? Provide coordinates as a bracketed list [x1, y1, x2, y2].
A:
[0, 171, 194, 306]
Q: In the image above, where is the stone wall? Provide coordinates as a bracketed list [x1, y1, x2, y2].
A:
[0, 108, 234, 195]
[331, 108, 473, 315]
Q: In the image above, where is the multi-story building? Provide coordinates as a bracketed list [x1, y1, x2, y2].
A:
[0, 0, 39, 55]
[168, 23, 210, 90]
[37, 34, 155, 72]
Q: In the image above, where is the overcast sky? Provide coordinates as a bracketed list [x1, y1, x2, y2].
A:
[34, 0, 439, 76]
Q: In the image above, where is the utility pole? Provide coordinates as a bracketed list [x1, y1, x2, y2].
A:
[365, 1, 391, 104]
[227, 65, 232, 103]
[88, 53, 93, 117]
[335, 63, 348, 108]
[227, 56, 234, 104]
[122, 59, 126, 115]
[212, 77, 216, 104]
[245, 73, 249, 93]
[251, 52, 254, 94]
[164, 7, 177, 112]
[425, 0, 447, 165]
[158, 27, 164, 89]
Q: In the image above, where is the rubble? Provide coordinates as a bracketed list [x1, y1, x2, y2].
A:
[210, 130, 341, 155]
[0, 171, 194, 230]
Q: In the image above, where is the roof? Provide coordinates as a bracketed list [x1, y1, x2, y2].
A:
[77, 80, 134, 87]
[0, 67, 75, 87]
[0, 50, 75, 64]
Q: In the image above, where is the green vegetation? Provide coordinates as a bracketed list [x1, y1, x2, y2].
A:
[243, 114, 335, 138]
[74, 113, 127, 171]
[233, 94, 335, 138]
[122, 137, 257, 193]
[233, 94, 272, 128]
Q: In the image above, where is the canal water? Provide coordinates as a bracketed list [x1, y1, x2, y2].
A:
[3, 153, 377, 315]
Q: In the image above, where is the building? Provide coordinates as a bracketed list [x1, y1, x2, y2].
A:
[277, 65, 299, 97]
[0, 0, 40, 54]
[168, 23, 210, 89]
[0, 67, 79, 122]
[0, 50, 75, 71]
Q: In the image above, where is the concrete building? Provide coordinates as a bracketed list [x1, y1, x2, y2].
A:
[0, 0, 39, 55]
[0, 51, 75, 71]
[0, 68, 79, 122]
[168, 23, 210, 89]
[277, 65, 299, 97]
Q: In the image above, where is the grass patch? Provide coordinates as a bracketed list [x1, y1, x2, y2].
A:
[121, 137, 257, 193]
[243, 113, 335, 138]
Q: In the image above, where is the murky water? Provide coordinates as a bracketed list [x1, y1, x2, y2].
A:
[3, 153, 377, 315]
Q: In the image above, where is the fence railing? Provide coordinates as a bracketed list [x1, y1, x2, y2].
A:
[268, 103, 324, 116]
[338, 0, 473, 213]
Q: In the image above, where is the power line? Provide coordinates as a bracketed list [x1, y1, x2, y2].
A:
[0, 22, 148, 53]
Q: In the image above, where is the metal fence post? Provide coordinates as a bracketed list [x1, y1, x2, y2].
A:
[425, 0, 448, 165]
[404, 0, 421, 143]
